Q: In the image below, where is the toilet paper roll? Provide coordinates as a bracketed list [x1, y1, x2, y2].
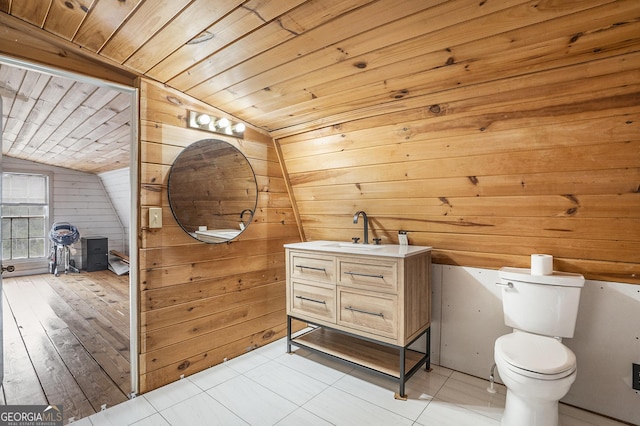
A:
[531, 254, 553, 275]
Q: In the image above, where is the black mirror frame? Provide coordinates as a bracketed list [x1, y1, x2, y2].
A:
[167, 139, 258, 243]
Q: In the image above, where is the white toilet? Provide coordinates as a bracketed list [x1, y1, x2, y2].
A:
[494, 266, 585, 426]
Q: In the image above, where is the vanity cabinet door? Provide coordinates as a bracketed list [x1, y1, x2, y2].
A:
[338, 257, 397, 293]
[289, 251, 336, 285]
[337, 288, 397, 339]
[290, 281, 336, 323]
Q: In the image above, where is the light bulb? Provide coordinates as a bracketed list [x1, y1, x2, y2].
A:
[196, 114, 211, 125]
[233, 123, 246, 133]
[216, 117, 230, 128]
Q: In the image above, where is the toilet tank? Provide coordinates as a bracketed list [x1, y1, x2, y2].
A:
[498, 267, 585, 338]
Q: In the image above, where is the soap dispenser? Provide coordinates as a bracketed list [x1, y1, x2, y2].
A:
[398, 230, 408, 246]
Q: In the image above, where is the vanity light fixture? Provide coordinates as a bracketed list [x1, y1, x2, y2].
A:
[187, 110, 246, 137]
[215, 117, 230, 129]
[195, 113, 211, 126]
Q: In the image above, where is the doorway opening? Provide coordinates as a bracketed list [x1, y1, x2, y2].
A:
[0, 55, 138, 422]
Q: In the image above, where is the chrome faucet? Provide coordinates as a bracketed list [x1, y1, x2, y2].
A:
[353, 211, 369, 244]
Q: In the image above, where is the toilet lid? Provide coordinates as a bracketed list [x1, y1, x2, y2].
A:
[496, 333, 576, 380]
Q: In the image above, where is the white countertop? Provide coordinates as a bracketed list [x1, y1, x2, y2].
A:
[284, 240, 432, 258]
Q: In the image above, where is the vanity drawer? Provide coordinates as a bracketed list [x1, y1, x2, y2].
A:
[337, 288, 397, 339]
[338, 257, 397, 293]
[290, 251, 336, 285]
[290, 281, 336, 323]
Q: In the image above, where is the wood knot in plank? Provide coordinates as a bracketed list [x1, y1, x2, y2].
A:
[263, 330, 275, 340]
[563, 194, 580, 204]
[166, 96, 182, 106]
[354, 61, 367, 69]
[392, 89, 409, 99]
[569, 32, 583, 44]
[468, 176, 479, 185]
[429, 104, 441, 114]
[178, 360, 191, 370]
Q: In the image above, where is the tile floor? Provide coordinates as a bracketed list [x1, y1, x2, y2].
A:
[73, 335, 627, 426]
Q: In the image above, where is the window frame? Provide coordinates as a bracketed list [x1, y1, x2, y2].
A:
[1, 169, 53, 267]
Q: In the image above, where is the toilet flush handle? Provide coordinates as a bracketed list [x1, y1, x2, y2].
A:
[495, 281, 514, 288]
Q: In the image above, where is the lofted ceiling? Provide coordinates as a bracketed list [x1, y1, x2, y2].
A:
[0, 0, 637, 172]
[0, 62, 131, 174]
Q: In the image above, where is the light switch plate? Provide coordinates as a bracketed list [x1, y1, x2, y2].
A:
[149, 207, 162, 228]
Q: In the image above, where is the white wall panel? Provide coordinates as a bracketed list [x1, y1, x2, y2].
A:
[439, 266, 510, 378]
[434, 264, 640, 425]
[3, 157, 125, 273]
[99, 167, 130, 253]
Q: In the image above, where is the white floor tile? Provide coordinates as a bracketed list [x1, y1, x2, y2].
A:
[558, 403, 630, 426]
[407, 367, 452, 399]
[188, 362, 238, 391]
[276, 350, 353, 385]
[250, 336, 289, 359]
[434, 371, 505, 421]
[207, 375, 298, 425]
[303, 386, 414, 425]
[159, 392, 247, 426]
[130, 413, 170, 426]
[428, 364, 454, 378]
[244, 359, 329, 405]
[276, 407, 333, 426]
[143, 377, 202, 411]
[332, 371, 425, 420]
[223, 351, 271, 374]
[68, 417, 93, 425]
[415, 397, 501, 426]
[81, 338, 626, 426]
[87, 396, 157, 426]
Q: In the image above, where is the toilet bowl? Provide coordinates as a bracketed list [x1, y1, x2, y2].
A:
[494, 266, 584, 426]
[495, 331, 577, 426]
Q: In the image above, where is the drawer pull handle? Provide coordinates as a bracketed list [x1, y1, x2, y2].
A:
[296, 265, 327, 272]
[344, 271, 384, 279]
[295, 295, 326, 305]
[345, 306, 384, 318]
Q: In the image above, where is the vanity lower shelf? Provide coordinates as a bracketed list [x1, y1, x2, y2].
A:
[287, 317, 430, 399]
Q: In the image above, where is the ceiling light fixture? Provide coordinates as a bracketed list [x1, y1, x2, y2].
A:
[187, 110, 246, 137]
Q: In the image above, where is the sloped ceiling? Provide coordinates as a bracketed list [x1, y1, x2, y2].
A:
[0, 62, 131, 174]
[0, 0, 637, 172]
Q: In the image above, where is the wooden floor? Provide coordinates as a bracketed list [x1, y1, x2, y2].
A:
[0, 270, 131, 423]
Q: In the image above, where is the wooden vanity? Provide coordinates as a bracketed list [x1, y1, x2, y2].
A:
[285, 241, 432, 399]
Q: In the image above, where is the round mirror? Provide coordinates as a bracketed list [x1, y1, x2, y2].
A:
[168, 139, 257, 243]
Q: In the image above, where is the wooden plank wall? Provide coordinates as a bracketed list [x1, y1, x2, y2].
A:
[276, 51, 640, 285]
[137, 79, 300, 392]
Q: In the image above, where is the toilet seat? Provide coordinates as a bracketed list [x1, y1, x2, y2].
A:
[496, 332, 576, 380]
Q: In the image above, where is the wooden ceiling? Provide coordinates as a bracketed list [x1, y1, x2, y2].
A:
[1, 0, 637, 172]
[0, 62, 132, 174]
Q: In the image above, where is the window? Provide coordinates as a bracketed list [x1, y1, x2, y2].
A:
[2, 172, 49, 261]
